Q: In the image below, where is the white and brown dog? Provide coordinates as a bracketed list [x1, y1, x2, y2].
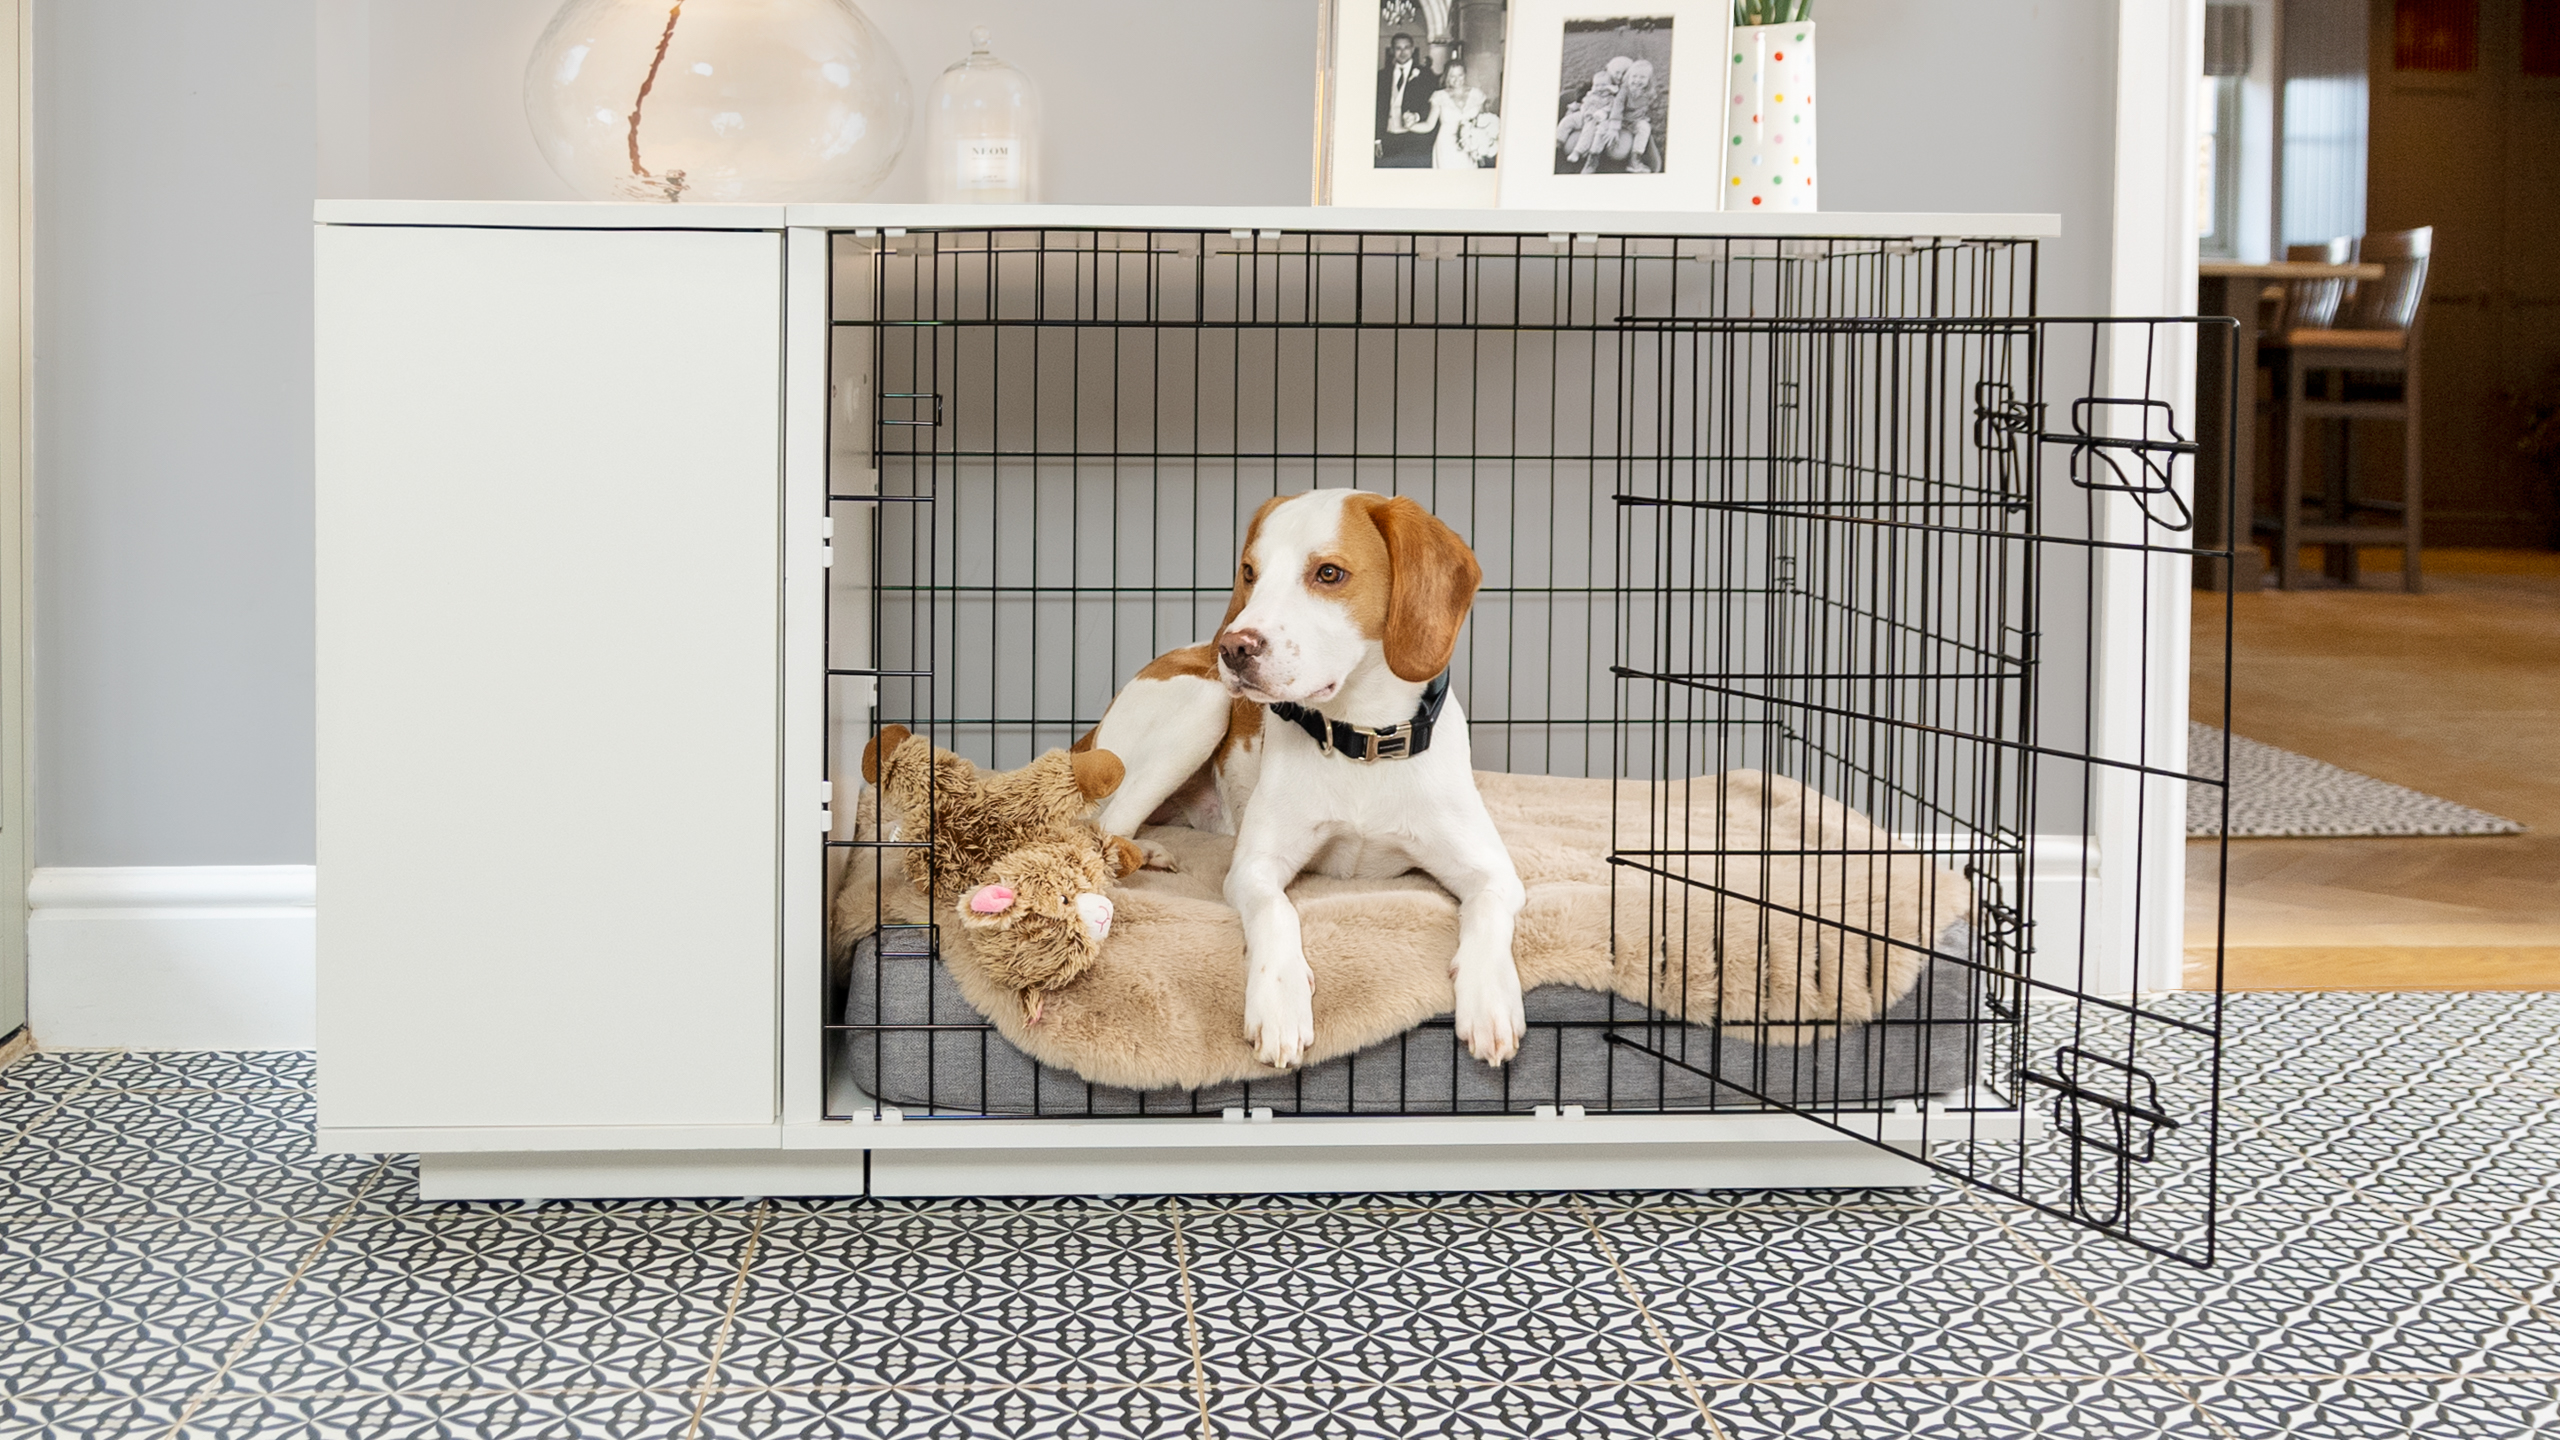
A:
[1081, 489, 1528, 1070]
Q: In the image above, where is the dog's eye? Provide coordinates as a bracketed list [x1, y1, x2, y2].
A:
[1240, 563, 1257, 583]
[1314, 564, 1345, 584]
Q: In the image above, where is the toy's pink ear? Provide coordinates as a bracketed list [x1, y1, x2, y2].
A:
[967, 884, 1016, 915]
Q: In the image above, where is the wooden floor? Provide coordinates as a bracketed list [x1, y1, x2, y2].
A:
[2186, 548, 2560, 990]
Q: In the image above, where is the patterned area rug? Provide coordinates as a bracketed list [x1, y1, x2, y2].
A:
[2187, 722, 2527, 838]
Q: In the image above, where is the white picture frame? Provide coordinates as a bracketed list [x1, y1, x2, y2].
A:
[1496, 0, 1730, 212]
[1317, 0, 1510, 209]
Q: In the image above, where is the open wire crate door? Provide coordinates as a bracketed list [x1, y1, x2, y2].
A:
[830, 229, 2233, 1269]
[1607, 315, 2234, 1267]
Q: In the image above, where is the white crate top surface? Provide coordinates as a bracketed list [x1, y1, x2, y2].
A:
[313, 199, 2058, 240]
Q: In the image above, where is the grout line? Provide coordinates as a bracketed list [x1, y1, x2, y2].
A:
[1567, 1196, 1732, 1440]
[1164, 1198, 1219, 1440]
[1958, 1190, 2244, 1440]
[164, 1156, 391, 1439]
[685, 1199, 774, 1439]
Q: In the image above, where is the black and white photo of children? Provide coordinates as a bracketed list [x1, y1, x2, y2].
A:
[1551, 17, 1671, 174]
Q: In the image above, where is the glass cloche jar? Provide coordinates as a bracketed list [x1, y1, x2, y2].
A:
[923, 26, 1040, 204]
[524, 0, 912, 203]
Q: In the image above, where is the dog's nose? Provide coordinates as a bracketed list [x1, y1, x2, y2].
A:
[1218, 629, 1267, 669]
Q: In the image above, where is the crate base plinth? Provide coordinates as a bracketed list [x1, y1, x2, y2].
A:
[865, 1137, 1930, 1197]
[412, 1114, 1967, 1200]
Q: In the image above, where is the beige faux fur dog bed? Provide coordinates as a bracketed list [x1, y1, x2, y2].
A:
[830, 768, 1972, 1094]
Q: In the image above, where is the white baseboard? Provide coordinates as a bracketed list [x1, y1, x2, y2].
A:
[28, 865, 317, 1049]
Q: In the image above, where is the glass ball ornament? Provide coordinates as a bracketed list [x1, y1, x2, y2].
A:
[525, 0, 912, 203]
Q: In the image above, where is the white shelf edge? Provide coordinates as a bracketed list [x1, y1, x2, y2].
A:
[312, 199, 793, 229]
[314, 199, 2058, 240]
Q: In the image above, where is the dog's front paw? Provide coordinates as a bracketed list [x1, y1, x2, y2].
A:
[1452, 960, 1526, 1067]
[1243, 959, 1316, 1070]
[1135, 838, 1180, 873]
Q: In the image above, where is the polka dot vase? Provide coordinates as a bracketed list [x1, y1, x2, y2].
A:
[1723, 23, 1816, 212]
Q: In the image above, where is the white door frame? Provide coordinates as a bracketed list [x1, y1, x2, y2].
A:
[2102, 0, 2204, 994]
[0, 0, 31, 1053]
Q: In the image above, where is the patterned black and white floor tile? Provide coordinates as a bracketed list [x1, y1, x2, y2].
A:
[181, 1386, 707, 1440]
[0, 1088, 379, 1221]
[2007, 1196, 2560, 1381]
[1595, 1197, 2151, 1383]
[0, 1216, 330, 1402]
[215, 1207, 763, 1399]
[2, 998, 2558, 1439]
[1203, 1379, 1712, 1439]
[720, 1203, 1200, 1399]
[2186, 1375, 2560, 1440]
[1179, 1201, 1676, 1395]
[1705, 1377, 2224, 1440]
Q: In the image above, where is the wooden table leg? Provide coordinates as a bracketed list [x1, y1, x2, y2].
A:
[2230, 289, 2260, 590]
[2193, 277, 2263, 592]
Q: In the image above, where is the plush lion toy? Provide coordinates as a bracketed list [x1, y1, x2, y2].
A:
[857, 725, 1145, 1023]
[956, 827, 1121, 1025]
[859, 724, 1146, 910]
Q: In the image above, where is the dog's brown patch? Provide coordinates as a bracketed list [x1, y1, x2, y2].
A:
[1104, 834, 1148, 877]
[1318, 497, 1395, 642]
[1135, 643, 1220, 682]
[1218, 695, 1263, 767]
[1219, 496, 1288, 634]
[1350, 495, 1482, 681]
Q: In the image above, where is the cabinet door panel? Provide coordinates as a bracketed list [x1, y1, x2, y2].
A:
[316, 225, 781, 1131]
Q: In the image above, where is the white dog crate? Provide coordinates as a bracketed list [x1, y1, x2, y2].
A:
[316, 203, 2232, 1266]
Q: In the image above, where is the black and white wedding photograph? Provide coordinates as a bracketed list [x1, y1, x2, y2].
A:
[1551, 16, 1671, 174]
[1322, 0, 1509, 206]
[1371, 1, 1505, 171]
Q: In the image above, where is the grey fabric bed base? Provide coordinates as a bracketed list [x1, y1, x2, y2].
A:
[835, 921, 1985, 1119]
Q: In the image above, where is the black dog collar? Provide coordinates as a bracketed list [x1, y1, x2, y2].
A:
[1268, 671, 1450, 763]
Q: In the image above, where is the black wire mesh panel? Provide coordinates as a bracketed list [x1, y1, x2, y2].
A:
[821, 227, 2233, 1266]
[1612, 311, 2237, 1266]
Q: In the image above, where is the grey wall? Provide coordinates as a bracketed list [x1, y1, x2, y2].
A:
[322, 0, 1322, 207]
[36, 1, 318, 865]
[1819, 0, 2120, 316]
[36, 0, 2121, 868]
[330, 1, 2119, 317]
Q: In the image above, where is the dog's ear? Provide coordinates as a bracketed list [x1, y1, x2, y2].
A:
[1220, 494, 1290, 632]
[860, 724, 913, 785]
[1369, 496, 1482, 682]
[1069, 748, 1126, 801]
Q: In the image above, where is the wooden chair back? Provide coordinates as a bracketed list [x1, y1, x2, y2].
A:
[2340, 226, 2433, 334]
[2276, 238, 2354, 333]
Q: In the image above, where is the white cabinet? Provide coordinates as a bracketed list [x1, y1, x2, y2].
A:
[316, 222, 787, 1139]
